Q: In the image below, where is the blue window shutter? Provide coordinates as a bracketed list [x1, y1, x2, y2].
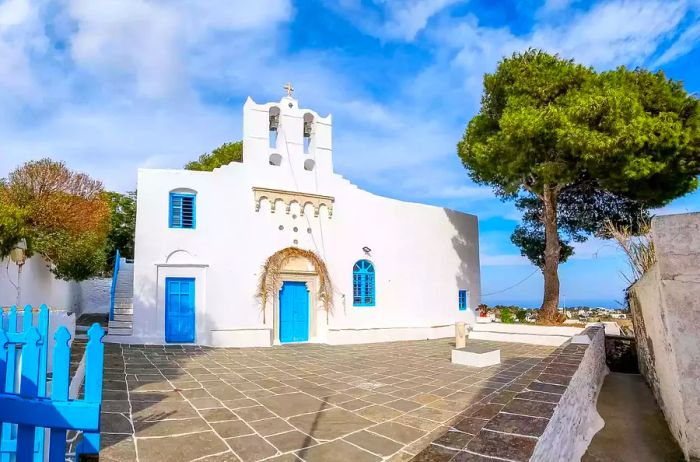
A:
[458, 290, 467, 311]
[169, 193, 196, 229]
[353, 260, 375, 307]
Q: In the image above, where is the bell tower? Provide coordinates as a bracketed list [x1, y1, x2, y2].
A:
[242, 87, 333, 181]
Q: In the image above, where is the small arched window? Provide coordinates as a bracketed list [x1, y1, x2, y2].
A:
[169, 190, 196, 229]
[353, 259, 375, 306]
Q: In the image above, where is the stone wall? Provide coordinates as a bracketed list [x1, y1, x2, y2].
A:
[0, 256, 111, 315]
[0, 255, 79, 311]
[529, 326, 607, 461]
[629, 212, 700, 461]
[76, 278, 111, 314]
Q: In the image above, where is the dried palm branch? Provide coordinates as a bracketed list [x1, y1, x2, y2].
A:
[604, 219, 655, 284]
[256, 247, 334, 322]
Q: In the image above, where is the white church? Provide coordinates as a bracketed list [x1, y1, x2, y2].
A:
[123, 90, 481, 347]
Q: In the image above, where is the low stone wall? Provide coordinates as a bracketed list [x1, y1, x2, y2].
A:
[410, 326, 607, 461]
[629, 212, 700, 461]
[469, 323, 585, 346]
[530, 326, 607, 461]
[0, 256, 79, 311]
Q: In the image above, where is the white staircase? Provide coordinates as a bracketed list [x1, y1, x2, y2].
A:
[108, 259, 134, 336]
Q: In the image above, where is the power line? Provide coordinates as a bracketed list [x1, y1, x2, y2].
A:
[482, 269, 539, 296]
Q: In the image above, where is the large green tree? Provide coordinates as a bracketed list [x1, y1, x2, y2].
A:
[104, 191, 136, 270]
[511, 181, 650, 268]
[0, 159, 111, 280]
[459, 50, 699, 322]
[185, 141, 242, 171]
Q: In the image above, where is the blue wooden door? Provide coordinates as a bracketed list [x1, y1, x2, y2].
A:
[165, 278, 195, 343]
[279, 281, 309, 343]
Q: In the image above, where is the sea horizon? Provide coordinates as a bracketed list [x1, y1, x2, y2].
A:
[482, 298, 627, 310]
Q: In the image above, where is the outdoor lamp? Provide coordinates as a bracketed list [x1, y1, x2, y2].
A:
[362, 246, 371, 254]
[9, 239, 27, 267]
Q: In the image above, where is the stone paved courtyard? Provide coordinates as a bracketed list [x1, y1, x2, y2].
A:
[97, 339, 555, 462]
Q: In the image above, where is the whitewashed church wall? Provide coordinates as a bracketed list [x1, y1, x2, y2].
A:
[0, 256, 79, 311]
[129, 96, 481, 347]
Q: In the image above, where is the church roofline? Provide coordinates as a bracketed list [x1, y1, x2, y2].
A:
[244, 95, 332, 123]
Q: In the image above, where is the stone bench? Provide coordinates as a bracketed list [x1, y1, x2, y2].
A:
[451, 343, 501, 367]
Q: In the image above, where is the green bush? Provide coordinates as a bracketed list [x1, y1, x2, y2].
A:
[516, 309, 528, 323]
[500, 307, 515, 324]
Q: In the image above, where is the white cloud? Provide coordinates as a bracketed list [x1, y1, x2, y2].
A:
[0, 0, 44, 98]
[654, 20, 700, 66]
[323, 0, 465, 41]
[0, 99, 240, 191]
[67, 0, 183, 98]
[382, 0, 465, 41]
[540, 0, 688, 68]
[538, 0, 576, 15]
[436, 0, 691, 79]
[65, 0, 293, 99]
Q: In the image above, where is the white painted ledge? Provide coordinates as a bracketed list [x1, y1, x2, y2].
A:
[469, 323, 585, 346]
[326, 324, 453, 345]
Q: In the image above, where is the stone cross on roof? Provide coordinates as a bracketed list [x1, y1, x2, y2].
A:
[283, 82, 294, 97]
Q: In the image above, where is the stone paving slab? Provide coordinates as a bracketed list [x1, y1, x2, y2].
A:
[93, 339, 555, 462]
[410, 327, 605, 462]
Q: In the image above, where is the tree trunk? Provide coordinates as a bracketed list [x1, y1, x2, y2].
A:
[539, 185, 561, 324]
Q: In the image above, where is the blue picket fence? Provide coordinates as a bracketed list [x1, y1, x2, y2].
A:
[0, 305, 105, 462]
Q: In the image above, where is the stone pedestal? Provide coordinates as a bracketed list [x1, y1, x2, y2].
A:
[451, 344, 500, 367]
[455, 322, 467, 349]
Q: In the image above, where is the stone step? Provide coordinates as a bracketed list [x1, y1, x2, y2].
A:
[108, 320, 132, 329]
[75, 334, 88, 341]
[112, 314, 132, 322]
[107, 327, 132, 336]
[113, 308, 133, 315]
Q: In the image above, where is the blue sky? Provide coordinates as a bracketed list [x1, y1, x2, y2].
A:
[1, 0, 698, 307]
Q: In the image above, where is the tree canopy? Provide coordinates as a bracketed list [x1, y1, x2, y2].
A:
[104, 191, 136, 270]
[0, 159, 111, 280]
[459, 49, 700, 321]
[185, 141, 242, 171]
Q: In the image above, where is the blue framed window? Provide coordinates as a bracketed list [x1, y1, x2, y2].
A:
[169, 193, 196, 229]
[353, 259, 375, 306]
[458, 290, 467, 311]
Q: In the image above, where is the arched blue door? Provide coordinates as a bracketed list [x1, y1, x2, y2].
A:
[279, 281, 309, 343]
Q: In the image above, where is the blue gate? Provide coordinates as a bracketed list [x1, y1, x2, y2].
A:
[0, 304, 105, 461]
